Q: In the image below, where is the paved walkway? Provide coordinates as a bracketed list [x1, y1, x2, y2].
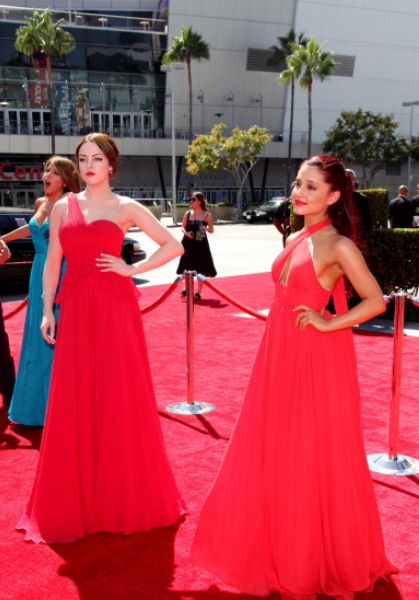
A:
[129, 216, 284, 287]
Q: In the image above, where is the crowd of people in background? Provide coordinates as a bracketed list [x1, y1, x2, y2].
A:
[389, 183, 419, 228]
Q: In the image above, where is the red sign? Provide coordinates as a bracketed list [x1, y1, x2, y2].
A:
[0, 162, 42, 181]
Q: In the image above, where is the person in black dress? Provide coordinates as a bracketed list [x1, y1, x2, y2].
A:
[176, 192, 217, 300]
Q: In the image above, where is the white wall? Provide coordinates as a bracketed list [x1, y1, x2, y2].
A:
[293, 0, 419, 143]
[166, 0, 296, 136]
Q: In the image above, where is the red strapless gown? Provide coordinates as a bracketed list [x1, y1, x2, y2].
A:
[18, 194, 185, 543]
[192, 220, 396, 599]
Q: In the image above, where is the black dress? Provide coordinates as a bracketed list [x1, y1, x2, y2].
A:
[176, 211, 217, 277]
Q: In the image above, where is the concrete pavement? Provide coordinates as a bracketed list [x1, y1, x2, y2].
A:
[129, 216, 284, 287]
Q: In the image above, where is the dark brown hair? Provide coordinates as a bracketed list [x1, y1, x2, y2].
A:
[44, 156, 80, 194]
[302, 155, 355, 238]
[191, 191, 207, 210]
[75, 133, 120, 178]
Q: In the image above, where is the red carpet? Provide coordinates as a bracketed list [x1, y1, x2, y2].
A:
[1, 272, 418, 600]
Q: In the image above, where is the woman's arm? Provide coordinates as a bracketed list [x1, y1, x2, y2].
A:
[203, 212, 214, 233]
[0, 198, 44, 243]
[1, 224, 31, 243]
[40, 202, 66, 343]
[96, 200, 184, 277]
[294, 237, 385, 332]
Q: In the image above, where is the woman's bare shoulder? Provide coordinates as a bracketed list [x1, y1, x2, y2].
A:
[330, 232, 361, 261]
[285, 231, 299, 246]
[34, 196, 46, 211]
[117, 194, 136, 205]
[55, 196, 70, 208]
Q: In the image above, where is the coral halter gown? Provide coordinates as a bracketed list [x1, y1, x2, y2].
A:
[192, 219, 396, 599]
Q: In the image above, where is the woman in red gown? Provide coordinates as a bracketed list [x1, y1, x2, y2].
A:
[18, 133, 185, 543]
[192, 155, 397, 599]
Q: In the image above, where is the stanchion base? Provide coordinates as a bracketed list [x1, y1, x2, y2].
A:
[367, 453, 419, 476]
[165, 401, 216, 415]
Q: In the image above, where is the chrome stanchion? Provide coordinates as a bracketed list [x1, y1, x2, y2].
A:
[368, 293, 419, 475]
[166, 271, 216, 415]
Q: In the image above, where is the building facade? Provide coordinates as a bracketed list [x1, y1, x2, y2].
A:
[0, 0, 419, 206]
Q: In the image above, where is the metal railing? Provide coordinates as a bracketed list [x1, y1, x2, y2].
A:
[0, 5, 167, 34]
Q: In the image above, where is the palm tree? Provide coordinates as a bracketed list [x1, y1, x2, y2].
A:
[162, 26, 210, 146]
[269, 29, 308, 194]
[15, 8, 76, 154]
[287, 38, 336, 157]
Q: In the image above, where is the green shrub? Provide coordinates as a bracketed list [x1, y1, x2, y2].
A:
[366, 228, 419, 293]
[358, 188, 388, 229]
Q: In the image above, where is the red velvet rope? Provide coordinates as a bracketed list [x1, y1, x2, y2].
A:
[2, 297, 29, 321]
[202, 279, 268, 321]
[140, 280, 180, 315]
[2, 279, 180, 322]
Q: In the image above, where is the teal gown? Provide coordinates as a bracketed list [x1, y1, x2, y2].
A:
[8, 218, 62, 426]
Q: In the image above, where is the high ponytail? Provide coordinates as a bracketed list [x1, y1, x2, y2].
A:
[302, 155, 356, 239]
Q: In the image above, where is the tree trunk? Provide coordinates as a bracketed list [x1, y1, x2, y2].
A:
[286, 79, 295, 196]
[187, 58, 193, 145]
[45, 56, 56, 155]
[187, 57, 193, 194]
[307, 79, 312, 158]
[236, 181, 244, 220]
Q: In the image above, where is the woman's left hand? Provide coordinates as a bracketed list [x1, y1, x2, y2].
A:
[96, 254, 134, 277]
[293, 305, 328, 332]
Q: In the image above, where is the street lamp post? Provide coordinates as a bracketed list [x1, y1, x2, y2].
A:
[227, 91, 234, 130]
[402, 100, 419, 195]
[255, 93, 263, 127]
[197, 89, 204, 133]
[161, 63, 184, 225]
[99, 83, 105, 132]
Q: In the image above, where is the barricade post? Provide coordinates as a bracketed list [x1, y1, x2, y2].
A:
[166, 271, 216, 415]
[367, 292, 419, 475]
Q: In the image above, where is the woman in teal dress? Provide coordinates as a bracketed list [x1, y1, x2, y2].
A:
[1, 156, 80, 425]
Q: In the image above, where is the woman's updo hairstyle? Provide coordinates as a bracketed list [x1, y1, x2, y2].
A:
[302, 155, 355, 238]
[75, 132, 120, 179]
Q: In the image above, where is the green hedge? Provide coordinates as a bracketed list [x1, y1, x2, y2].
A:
[366, 228, 419, 293]
[358, 188, 388, 229]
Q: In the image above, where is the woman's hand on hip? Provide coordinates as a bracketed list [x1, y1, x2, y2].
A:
[96, 254, 134, 277]
[293, 304, 328, 332]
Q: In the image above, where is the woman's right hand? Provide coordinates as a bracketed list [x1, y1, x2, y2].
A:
[41, 312, 56, 345]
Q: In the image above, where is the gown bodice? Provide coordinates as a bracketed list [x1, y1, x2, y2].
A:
[271, 219, 336, 313]
[56, 194, 139, 303]
[29, 217, 50, 254]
